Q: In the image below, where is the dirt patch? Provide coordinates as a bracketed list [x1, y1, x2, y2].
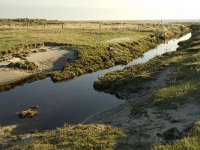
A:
[106, 37, 132, 43]
[0, 46, 75, 86]
[26, 47, 75, 71]
[0, 69, 30, 85]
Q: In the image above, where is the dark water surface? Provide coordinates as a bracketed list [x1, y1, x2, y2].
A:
[0, 33, 191, 133]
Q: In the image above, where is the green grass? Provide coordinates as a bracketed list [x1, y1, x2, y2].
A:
[0, 27, 149, 52]
[52, 35, 159, 82]
[0, 21, 196, 149]
[0, 20, 190, 82]
[1, 124, 125, 150]
[93, 26, 190, 95]
[8, 61, 38, 71]
[93, 52, 177, 96]
[93, 24, 200, 150]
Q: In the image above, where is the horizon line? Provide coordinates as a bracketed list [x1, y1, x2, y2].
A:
[0, 18, 200, 22]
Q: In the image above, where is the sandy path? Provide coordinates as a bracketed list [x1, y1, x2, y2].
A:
[105, 37, 132, 43]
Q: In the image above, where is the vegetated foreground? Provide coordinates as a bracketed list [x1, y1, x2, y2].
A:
[0, 124, 124, 150]
[0, 20, 194, 150]
[91, 24, 200, 149]
[0, 19, 190, 92]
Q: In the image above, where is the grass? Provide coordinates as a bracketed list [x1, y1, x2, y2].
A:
[0, 19, 190, 82]
[52, 24, 190, 82]
[8, 61, 38, 71]
[17, 106, 39, 118]
[93, 28, 191, 95]
[52, 36, 159, 82]
[93, 24, 200, 149]
[93, 52, 178, 96]
[0, 26, 149, 52]
[1, 124, 125, 150]
[151, 51, 200, 107]
[94, 28, 200, 106]
[0, 20, 193, 149]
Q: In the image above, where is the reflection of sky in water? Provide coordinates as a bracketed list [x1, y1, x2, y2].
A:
[126, 33, 191, 67]
[0, 33, 191, 133]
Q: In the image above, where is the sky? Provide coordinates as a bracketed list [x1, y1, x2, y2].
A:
[0, 0, 200, 20]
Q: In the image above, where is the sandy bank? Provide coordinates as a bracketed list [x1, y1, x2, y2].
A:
[26, 47, 75, 71]
[84, 67, 200, 148]
[0, 46, 75, 86]
[0, 69, 30, 85]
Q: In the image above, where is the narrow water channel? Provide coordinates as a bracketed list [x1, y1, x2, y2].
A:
[0, 33, 191, 134]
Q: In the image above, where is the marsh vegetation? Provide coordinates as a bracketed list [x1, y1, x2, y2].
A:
[0, 19, 189, 85]
[0, 124, 124, 150]
[0, 19, 197, 150]
[92, 24, 200, 149]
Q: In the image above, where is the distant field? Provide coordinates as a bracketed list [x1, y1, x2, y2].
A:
[0, 19, 157, 52]
[0, 27, 150, 52]
[0, 19, 189, 82]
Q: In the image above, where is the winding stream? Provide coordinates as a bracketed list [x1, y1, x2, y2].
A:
[0, 33, 191, 133]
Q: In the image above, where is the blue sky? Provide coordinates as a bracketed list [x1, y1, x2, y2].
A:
[0, 0, 199, 20]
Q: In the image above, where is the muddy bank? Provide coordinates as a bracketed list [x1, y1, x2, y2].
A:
[0, 72, 51, 92]
[85, 66, 200, 149]
[52, 25, 190, 82]
[0, 69, 31, 86]
[93, 33, 191, 99]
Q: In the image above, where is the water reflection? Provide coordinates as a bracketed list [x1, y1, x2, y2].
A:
[0, 33, 191, 133]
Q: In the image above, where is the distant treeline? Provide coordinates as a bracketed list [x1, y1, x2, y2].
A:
[0, 18, 165, 26]
[0, 18, 65, 26]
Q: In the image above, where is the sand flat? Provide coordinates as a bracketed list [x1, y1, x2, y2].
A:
[0, 69, 30, 85]
[0, 46, 75, 85]
[26, 47, 75, 70]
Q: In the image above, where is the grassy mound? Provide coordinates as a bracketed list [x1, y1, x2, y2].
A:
[1, 124, 125, 150]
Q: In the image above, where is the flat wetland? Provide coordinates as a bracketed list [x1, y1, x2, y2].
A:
[1, 19, 199, 150]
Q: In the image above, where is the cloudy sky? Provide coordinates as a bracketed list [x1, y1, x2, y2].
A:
[0, 0, 199, 20]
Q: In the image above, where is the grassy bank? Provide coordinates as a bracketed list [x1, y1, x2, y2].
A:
[93, 39, 189, 97]
[0, 124, 124, 150]
[52, 24, 189, 82]
[93, 25, 200, 106]
[0, 20, 190, 83]
[93, 24, 200, 149]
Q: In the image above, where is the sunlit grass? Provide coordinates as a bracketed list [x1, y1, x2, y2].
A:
[1, 124, 125, 150]
[0, 27, 149, 51]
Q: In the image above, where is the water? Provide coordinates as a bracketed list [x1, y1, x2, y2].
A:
[0, 33, 191, 133]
